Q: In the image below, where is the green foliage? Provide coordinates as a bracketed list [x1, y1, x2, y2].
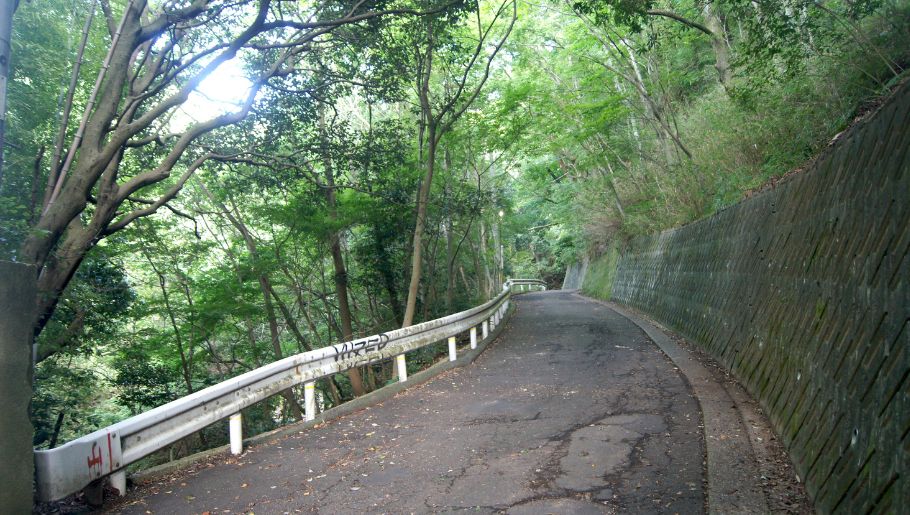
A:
[721, 0, 889, 84]
[36, 249, 135, 358]
[112, 357, 179, 415]
[32, 357, 129, 449]
[502, 0, 909, 269]
[571, 0, 654, 31]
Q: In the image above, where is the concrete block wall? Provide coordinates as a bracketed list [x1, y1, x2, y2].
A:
[562, 255, 589, 289]
[610, 82, 909, 512]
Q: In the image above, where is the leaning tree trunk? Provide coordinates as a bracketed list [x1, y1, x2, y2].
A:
[402, 122, 437, 328]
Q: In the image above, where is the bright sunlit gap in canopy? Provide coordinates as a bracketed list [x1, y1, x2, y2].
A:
[171, 57, 255, 131]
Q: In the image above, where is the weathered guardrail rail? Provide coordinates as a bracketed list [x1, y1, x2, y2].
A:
[34, 279, 546, 502]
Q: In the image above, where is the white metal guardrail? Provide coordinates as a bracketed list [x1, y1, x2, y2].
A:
[509, 278, 546, 292]
[34, 279, 546, 502]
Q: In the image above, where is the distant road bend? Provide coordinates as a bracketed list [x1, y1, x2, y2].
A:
[111, 291, 708, 514]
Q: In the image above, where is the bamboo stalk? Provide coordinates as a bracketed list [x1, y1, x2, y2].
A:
[44, 0, 97, 210]
[45, 0, 132, 213]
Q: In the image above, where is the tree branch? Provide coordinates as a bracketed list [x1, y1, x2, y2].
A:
[646, 9, 714, 36]
[105, 153, 211, 234]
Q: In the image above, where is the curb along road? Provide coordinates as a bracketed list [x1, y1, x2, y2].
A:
[593, 294, 811, 514]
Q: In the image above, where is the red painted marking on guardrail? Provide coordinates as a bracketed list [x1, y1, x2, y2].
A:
[107, 432, 114, 472]
[87, 445, 102, 470]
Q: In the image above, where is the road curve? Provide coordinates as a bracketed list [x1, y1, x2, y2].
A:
[111, 290, 706, 514]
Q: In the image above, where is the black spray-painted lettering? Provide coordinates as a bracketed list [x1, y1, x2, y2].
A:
[333, 333, 390, 362]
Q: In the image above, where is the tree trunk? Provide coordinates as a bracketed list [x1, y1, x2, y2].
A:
[443, 150, 455, 311]
[479, 221, 493, 298]
[402, 123, 437, 327]
[646, 7, 732, 91]
[0, 0, 16, 189]
[265, 281, 313, 352]
[320, 111, 366, 396]
[627, 49, 676, 164]
[366, 225, 404, 326]
[492, 219, 502, 287]
[155, 269, 194, 394]
[470, 238, 483, 300]
[200, 183, 303, 420]
[702, 4, 733, 91]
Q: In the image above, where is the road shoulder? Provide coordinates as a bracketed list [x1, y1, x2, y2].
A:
[578, 293, 812, 514]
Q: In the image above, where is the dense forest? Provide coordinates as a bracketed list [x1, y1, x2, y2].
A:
[0, 0, 906, 464]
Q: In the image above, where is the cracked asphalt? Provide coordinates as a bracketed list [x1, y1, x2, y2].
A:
[111, 290, 706, 514]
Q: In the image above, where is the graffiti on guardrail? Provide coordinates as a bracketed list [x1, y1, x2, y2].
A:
[332, 333, 390, 362]
[87, 445, 102, 472]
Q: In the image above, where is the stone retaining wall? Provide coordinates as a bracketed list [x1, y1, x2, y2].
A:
[610, 82, 909, 512]
[562, 255, 589, 289]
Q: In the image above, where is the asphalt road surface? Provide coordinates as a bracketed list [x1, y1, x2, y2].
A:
[111, 291, 706, 514]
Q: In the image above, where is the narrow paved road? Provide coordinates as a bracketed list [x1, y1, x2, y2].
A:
[113, 291, 706, 514]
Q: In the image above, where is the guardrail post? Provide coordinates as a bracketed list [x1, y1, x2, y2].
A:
[110, 470, 127, 497]
[482, 320, 489, 339]
[304, 382, 316, 422]
[229, 413, 243, 455]
[470, 327, 477, 349]
[396, 354, 408, 382]
[448, 336, 457, 361]
[84, 480, 104, 507]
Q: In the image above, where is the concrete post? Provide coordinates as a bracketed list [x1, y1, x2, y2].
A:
[482, 320, 489, 339]
[0, 261, 36, 512]
[470, 327, 477, 349]
[304, 382, 316, 422]
[110, 470, 127, 497]
[229, 413, 243, 455]
[448, 336, 457, 361]
[396, 354, 408, 382]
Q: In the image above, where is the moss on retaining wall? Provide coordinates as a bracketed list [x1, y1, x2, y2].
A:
[580, 244, 619, 301]
[610, 81, 910, 513]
